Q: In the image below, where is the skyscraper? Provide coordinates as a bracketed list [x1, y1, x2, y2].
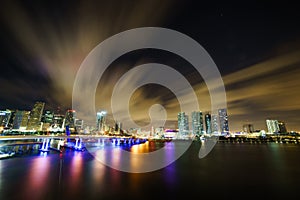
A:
[0, 110, 12, 128]
[115, 121, 122, 134]
[211, 114, 219, 134]
[204, 112, 212, 134]
[266, 119, 279, 133]
[65, 110, 76, 132]
[75, 119, 84, 131]
[191, 111, 204, 136]
[53, 114, 65, 128]
[278, 121, 287, 133]
[218, 108, 229, 134]
[27, 101, 45, 131]
[178, 112, 189, 136]
[20, 111, 30, 130]
[7, 110, 15, 129]
[43, 110, 54, 124]
[12, 110, 24, 130]
[96, 110, 107, 132]
[243, 124, 254, 133]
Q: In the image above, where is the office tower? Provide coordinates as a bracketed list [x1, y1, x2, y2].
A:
[115, 121, 122, 134]
[218, 108, 229, 134]
[65, 110, 76, 131]
[211, 114, 219, 134]
[27, 101, 45, 131]
[43, 110, 54, 124]
[12, 110, 23, 130]
[7, 110, 15, 129]
[53, 114, 64, 128]
[96, 110, 107, 132]
[205, 112, 212, 134]
[178, 112, 189, 136]
[278, 121, 287, 133]
[243, 124, 254, 133]
[191, 111, 204, 136]
[12, 110, 30, 130]
[266, 119, 279, 133]
[75, 119, 83, 131]
[0, 110, 12, 128]
[19, 111, 30, 130]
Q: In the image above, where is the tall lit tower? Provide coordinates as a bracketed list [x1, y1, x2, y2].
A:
[96, 110, 107, 133]
[20, 111, 30, 130]
[266, 119, 279, 133]
[204, 112, 212, 134]
[211, 114, 219, 134]
[243, 124, 254, 133]
[12, 110, 24, 130]
[218, 108, 229, 134]
[178, 112, 189, 136]
[191, 111, 204, 136]
[0, 110, 12, 128]
[278, 121, 287, 133]
[27, 101, 45, 131]
[53, 114, 65, 129]
[65, 110, 76, 132]
[115, 121, 122, 134]
[43, 110, 54, 124]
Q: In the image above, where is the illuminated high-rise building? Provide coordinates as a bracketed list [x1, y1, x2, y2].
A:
[96, 110, 107, 132]
[12, 110, 24, 129]
[65, 110, 76, 131]
[278, 121, 287, 133]
[7, 110, 15, 129]
[53, 114, 65, 128]
[211, 114, 219, 134]
[218, 108, 229, 134]
[243, 124, 254, 133]
[191, 111, 204, 136]
[75, 119, 84, 131]
[266, 119, 279, 133]
[178, 112, 189, 136]
[0, 110, 12, 128]
[115, 121, 122, 134]
[27, 101, 45, 131]
[19, 111, 30, 130]
[43, 110, 54, 124]
[204, 112, 212, 134]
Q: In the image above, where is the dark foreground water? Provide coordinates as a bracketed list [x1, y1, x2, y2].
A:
[1, 141, 300, 200]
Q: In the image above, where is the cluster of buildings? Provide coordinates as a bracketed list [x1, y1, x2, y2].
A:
[0, 101, 120, 135]
[177, 108, 229, 137]
[0, 101, 291, 137]
[240, 120, 288, 135]
[0, 101, 83, 134]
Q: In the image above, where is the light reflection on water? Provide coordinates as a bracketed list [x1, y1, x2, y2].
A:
[69, 151, 83, 189]
[26, 154, 51, 199]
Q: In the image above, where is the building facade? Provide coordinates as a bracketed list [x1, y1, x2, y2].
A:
[178, 112, 189, 136]
[211, 114, 219, 134]
[65, 110, 76, 132]
[96, 110, 107, 133]
[27, 102, 45, 131]
[218, 108, 229, 134]
[204, 113, 212, 134]
[191, 111, 204, 136]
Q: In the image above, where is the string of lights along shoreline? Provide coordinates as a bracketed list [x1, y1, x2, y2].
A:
[0, 101, 293, 138]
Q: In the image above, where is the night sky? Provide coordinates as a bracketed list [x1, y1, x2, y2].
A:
[1, 0, 300, 131]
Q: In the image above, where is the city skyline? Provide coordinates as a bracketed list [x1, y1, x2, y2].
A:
[1, 1, 300, 131]
[0, 101, 295, 134]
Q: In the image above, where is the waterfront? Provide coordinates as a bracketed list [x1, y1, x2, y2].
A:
[0, 140, 300, 199]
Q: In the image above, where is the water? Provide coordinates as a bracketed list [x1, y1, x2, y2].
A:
[0, 141, 299, 199]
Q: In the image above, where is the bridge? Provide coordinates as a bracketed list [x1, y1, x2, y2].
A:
[0, 135, 148, 158]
